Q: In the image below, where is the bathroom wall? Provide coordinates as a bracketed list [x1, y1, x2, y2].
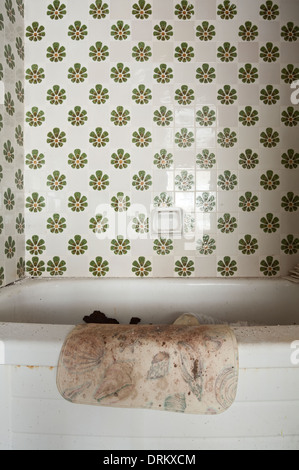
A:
[24, 0, 299, 278]
[0, 0, 25, 287]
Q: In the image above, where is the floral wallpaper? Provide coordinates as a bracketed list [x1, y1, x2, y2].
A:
[22, 0, 299, 279]
[0, 0, 25, 287]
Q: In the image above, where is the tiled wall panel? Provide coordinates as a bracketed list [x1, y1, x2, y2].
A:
[24, 0, 299, 278]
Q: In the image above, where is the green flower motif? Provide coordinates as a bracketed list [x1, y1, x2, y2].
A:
[174, 1, 194, 20]
[184, 214, 196, 235]
[68, 21, 88, 41]
[89, 0, 109, 19]
[218, 213, 237, 233]
[4, 189, 15, 211]
[111, 106, 131, 126]
[26, 257, 45, 277]
[153, 107, 173, 127]
[89, 42, 109, 62]
[239, 149, 259, 169]
[47, 128, 66, 148]
[89, 257, 109, 277]
[175, 128, 194, 148]
[281, 149, 299, 169]
[196, 106, 216, 126]
[15, 169, 24, 190]
[17, 258, 25, 279]
[5, 0, 15, 23]
[89, 214, 109, 234]
[281, 235, 299, 255]
[239, 106, 259, 126]
[26, 22, 45, 42]
[154, 64, 173, 84]
[281, 22, 299, 42]
[175, 85, 194, 105]
[15, 38, 24, 58]
[217, 42, 237, 62]
[26, 149, 45, 169]
[132, 171, 152, 191]
[16, 214, 25, 234]
[111, 236, 131, 255]
[5, 237, 16, 259]
[132, 128, 152, 147]
[239, 192, 259, 212]
[196, 64, 216, 83]
[281, 107, 299, 127]
[218, 170, 237, 191]
[47, 85, 66, 105]
[260, 213, 280, 233]
[4, 93, 15, 116]
[175, 257, 195, 277]
[218, 257, 237, 277]
[132, 85, 152, 104]
[47, 214, 67, 233]
[132, 0, 152, 19]
[153, 21, 173, 41]
[260, 257, 280, 277]
[239, 63, 259, 83]
[3, 140, 14, 163]
[47, 43, 66, 62]
[239, 235, 259, 255]
[111, 63, 130, 83]
[196, 192, 216, 212]
[217, 85, 237, 105]
[47, 171, 66, 191]
[0, 64, 3, 80]
[281, 192, 299, 212]
[260, 170, 280, 190]
[68, 235, 88, 256]
[68, 107, 88, 127]
[16, 0, 24, 16]
[153, 238, 173, 256]
[154, 150, 173, 169]
[196, 150, 216, 169]
[217, 129, 237, 148]
[47, 257, 67, 276]
[111, 192, 131, 212]
[260, 85, 280, 105]
[47, 1, 66, 20]
[26, 107, 45, 127]
[132, 214, 149, 233]
[260, 1, 279, 20]
[89, 85, 109, 104]
[89, 171, 109, 191]
[111, 149, 131, 169]
[217, 0, 237, 19]
[196, 21, 216, 41]
[0, 267, 4, 286]
[68, 193, 88, 213]
[111, 21, 130, 41]
[68, 64, 88, 84]
[196, 235, 216, 255]
[0, 14, 3, 31]
[175, 170, 194, 191]
[132, 257, 152, 277]
[153, 192, 173, 208]
[175, 43, 194, 62]
[239, 21, 258, 41]
[26, 235, 46, 256]
[67, 150, 87, 169]
[15, 81, 24, 103]
[281, 64, 299, 84]
[260, 128, 280, 148]
[132, 42, 152, 62]
[26, 193, 45, 213]
[15, 125, 23, 147]
[89, 128, 109, 147]
[260, 42, 279, 62]
[4, 45, 15, 69]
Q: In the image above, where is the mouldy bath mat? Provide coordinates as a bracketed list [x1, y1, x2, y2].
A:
[56, 324, 239, 415]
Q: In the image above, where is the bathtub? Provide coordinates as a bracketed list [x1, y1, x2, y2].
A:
[0, 277, 298, 450]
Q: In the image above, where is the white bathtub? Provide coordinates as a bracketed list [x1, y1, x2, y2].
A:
[0, 278, 299, 450]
